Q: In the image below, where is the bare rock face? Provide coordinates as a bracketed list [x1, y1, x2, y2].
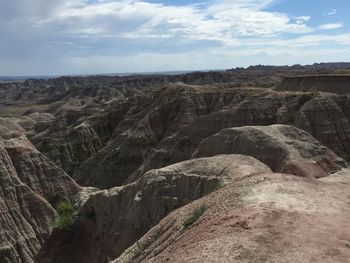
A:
[36, 155, 271, 263]
[0, 134, 81, 263]
[75, 88, 315, 188]
[0, 117, 25, 138]
[0, 164, 55, 262]
[115, 170, 350, 263]
[132, 90, 291, 180]
[276, 75, 350, 94]
[3, 135, 81, 205]
[194, 125, 346, 178]
[131, 93, 349, 184]
[74, 85, 242, 188]
[19, 84, 347, 195]
[12, 83, 349, 190]
[295, 94, 350, 160]
[2, 67, 350, 263]
[36, 122, 103, 176]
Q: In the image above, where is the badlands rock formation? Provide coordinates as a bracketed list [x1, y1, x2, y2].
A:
[36, 125, 348, 263]
[0, 64, 349, 263]
[0, 134, 80, 263]
[127, 91, 350, 187]
[116, 171, 350, 263]
[193, 124, 345, 178]
[277, 75, 350, 94]
[37, 155, 272, 263]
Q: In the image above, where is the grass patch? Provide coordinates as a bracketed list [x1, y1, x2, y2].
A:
[183, 205, 207, 228]
[296, 92, 319, 106]
[131, 241, 142, 258]
[55, 201, 75, 230]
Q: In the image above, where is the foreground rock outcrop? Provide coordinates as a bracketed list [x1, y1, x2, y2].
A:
[36, 155, 271, 263]
[36, 124, 350, 263]
[115, 170, 350, 263]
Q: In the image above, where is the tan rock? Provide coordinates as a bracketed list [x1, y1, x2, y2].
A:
[115, 170, 350, 263]
[36, 154, 271, 263]
[0, 135, 81, 262]
[194, 124, 346, 178]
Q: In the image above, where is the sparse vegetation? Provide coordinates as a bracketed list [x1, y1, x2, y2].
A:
[55, 201, 75, 230]
[297, 92, 319, 105]
[183, 205, 207, 228]
[208, 180, 224, 194]
[129, 240, 143, 260]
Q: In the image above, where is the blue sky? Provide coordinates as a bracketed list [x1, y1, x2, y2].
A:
[0, 0, 349, 76]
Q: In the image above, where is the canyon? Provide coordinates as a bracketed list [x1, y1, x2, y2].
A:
[0, 64, 350, 262]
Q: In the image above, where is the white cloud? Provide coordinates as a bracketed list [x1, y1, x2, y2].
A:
[0, 0, 349, 75]
[293, 16, 310, 25]
[30, 0, 313, 42]
[319, 23, 343, 30]
[327, 9, 337, 16]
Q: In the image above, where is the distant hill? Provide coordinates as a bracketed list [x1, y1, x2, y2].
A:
[3, 62, 350, 82]
[229, 62, 350, 72]
[0, 76, 56, 82]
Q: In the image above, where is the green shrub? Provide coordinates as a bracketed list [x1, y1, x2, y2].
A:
[56, 201, 75, 230]
[207, 180, 224, 194]
[183, 205, 207, 228]
[297, 93, 315, 105]
[132, 241, 142, 258]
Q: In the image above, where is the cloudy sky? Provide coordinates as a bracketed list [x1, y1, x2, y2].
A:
[1, 0, 349, 76]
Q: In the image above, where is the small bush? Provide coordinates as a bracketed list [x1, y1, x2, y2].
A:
[56, 201, 75, 230]
[132, 241, 142, 258]
[297, 93, 317, 105]
[183, 205, 207, 228]
[208, 180, 224, 194]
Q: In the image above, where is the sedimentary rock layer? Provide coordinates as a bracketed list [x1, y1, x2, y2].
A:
[115, 170, 350, 263]
[0, 135, 80, 263]
[276, 75, 350, 94]
[36, 155, 271, 263]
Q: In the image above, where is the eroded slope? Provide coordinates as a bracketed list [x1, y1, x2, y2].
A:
[116, 171, 350, 263]
[0, 134, 81, 263]
[36, 155, 271, 263]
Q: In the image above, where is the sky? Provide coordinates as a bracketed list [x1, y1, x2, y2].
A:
[0, 0, 349, 76]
